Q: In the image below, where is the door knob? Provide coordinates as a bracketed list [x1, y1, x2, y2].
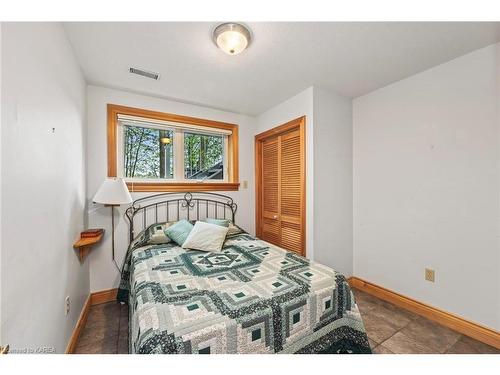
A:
[273, 215, 278, 219]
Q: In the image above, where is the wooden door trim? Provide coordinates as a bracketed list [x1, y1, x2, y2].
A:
[255, 116, 306, 142]
[255, 116, 306, 255]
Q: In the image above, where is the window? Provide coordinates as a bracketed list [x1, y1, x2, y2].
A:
[184, 132, 225, 180]
[120, 122, 227, 181]
[108, 104, 239, 192]
[123, 125, 174, 179]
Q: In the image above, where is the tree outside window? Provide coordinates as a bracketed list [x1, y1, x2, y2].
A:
[123, 125, 224, 180]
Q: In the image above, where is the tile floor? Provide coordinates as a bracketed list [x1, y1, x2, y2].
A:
[75, 302, 129, 354]
[74, 288, 499, 354]
[353, 288, 498, 354]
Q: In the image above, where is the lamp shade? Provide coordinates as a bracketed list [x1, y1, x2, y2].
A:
[93, 177, 132, 205]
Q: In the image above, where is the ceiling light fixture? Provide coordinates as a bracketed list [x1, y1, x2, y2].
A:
[213, 23, 251, 55]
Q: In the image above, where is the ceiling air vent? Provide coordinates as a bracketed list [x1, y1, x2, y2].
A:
[129, 67, 160, 80]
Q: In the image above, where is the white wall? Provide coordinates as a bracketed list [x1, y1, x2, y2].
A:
[1, 23, 88, 352]
[497, 44, 500, 282]
[86, 85, 257, 292]
[256, 86, 354, 274]
[256, 87, 315, 259]
[313, 87, 353, 276]
[0, 22, 3, 344]
[353, 43, 500, 330]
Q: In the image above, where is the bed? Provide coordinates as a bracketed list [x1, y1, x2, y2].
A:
[117, 192, 371, 354]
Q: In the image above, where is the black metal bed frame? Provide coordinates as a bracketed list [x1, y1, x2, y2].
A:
[125, 192, 238, 242]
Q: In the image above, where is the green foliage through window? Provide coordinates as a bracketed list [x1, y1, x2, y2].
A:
[123, 125, 173, 179]
[123, 125, 225, 181]
[184, 132, 224, 180]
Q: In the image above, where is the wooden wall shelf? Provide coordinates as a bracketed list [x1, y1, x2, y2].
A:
[73, 231, 104, 262]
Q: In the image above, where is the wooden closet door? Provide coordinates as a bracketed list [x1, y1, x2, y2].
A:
[279, 128, 303, 254]
[255, 117, 305, 256]
[260, 136, 281, 245]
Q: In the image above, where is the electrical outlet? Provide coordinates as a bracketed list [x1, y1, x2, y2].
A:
[65, 296, 70, 316]
[425, 268, 435, 282]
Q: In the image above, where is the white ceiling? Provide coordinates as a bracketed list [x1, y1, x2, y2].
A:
[64, 22, 500, 115]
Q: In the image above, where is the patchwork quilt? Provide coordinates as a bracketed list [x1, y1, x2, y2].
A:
[118, 227, 371, 354]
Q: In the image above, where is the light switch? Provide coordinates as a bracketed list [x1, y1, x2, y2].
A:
[242, 180, 248, 189]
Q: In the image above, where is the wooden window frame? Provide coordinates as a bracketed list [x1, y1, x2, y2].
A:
[107, 104, 239, 192]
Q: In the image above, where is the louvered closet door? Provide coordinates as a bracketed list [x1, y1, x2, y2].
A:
[260, 136, 281, 245]
[279, 128, 303, 254]
[256, 117, 305, 256]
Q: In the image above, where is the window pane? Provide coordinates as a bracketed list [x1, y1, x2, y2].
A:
[123, 125, 174, 179]
[184, 132, 224, 180]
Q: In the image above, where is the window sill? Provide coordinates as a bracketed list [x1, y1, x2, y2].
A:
[125, 181, 240, 192]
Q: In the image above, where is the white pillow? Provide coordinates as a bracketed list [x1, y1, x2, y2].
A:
[182, 221, 229, 253]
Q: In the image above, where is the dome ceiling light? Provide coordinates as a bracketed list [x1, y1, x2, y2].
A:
[213, 23, 252, 55]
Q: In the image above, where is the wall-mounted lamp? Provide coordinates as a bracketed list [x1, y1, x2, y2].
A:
[93, 177, 132, 272]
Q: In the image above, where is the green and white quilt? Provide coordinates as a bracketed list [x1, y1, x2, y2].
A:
[118, 226, 371, 354]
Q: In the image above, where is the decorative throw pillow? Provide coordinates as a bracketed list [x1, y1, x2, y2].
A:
[203, 218, 243, 236]
[164, 219, 194, 246]
[182, 221, 229, 252]
[147, 223, 172, 244]
[227, 223, 243, 236]
[129, 228, 148, 249]
[204, 218, 230, 227]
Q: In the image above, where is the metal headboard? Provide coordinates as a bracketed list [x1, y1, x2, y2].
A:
[125, 192, 237, 243]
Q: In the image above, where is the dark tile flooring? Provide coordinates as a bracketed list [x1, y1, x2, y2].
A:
[75, 302, 129, 354]
[353, 288, 498, 354]
[74, 288, 499, 354]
